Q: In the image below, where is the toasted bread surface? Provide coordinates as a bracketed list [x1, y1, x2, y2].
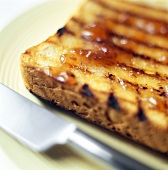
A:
[21, 0, 168, 153]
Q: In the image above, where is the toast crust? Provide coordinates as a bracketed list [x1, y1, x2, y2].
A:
[21, 0, 168, 153]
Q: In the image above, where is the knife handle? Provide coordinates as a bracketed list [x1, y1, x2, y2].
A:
[68, 129, 152, 170]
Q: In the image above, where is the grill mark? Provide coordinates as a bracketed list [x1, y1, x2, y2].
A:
[117, 75, 159, 92]
[109, 43, 168, 73]
[107, 73, 168, 101]
[136, 85, 168, 114]
[64, 65, 168, 113]
[94, 4, 168, 36]
[109, 28, 168, 51]
[104, 19, 168, 49]
[92, 0, 168, 23]
[64, 22, 168, 96]
[79, 36, 168, 77]
[109, 58, 165, 83]
[66, 19, 168, 79]
[110, 42, 160, 64]
[72, 17, 168, 51]
[56, 27, 75, 36]
[73, 61, 160, 83]
[117, 69, 168, 98]
[107, 42, 168, 76]
[70, 67, 168, 114]
[71, 17, 85, 27]
[65, 51, 167, 91]
[57, 27, 66, 36]
[106, 96, 136, 120]
[80, 84, 94, 97]
[108, 31, 168, 60]
[113, 64, 168, 89]
[90, 0, 168, 37]
[116, 0, 168, 14]
[64, 29, 75, 36]
[99, 16, 168, 37]
[69, 62, 164, 95]
[65, 19, 168, 80]
[68, 56, 168, 94]
[109, 33, 168, 62]
[137, 103, 147, 121]
[106, 73, 168, 115]
[108, 93, 120, 110]
[69, 6, 168, 115]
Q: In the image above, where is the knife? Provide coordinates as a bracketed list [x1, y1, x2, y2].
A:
[0, 83, 152, 170]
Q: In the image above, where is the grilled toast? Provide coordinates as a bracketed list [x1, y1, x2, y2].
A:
[20, 0, 168, 153]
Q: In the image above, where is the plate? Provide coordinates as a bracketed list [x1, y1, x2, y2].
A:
[0, 0, 168, 170]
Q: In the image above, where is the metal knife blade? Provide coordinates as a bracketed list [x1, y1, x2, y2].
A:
[0, 83, 76, 152]
[0, 83, 152, 170]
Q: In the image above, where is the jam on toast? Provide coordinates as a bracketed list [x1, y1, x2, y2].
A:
[21, 0, 168, 153]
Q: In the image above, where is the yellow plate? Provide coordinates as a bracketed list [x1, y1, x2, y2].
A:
[0, 0, 168, 170]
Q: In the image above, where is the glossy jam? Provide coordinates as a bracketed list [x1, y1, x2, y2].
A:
[77, 22, 133, 67]
[82, 22, 108, 42]
[59, 22, 157, 89]
[55, 20, 168, 107]
[42, 66, 77, 85]
[60, 44, 119, 68]
[143, 97, 166, 112]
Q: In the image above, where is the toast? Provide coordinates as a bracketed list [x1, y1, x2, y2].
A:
[20, 0, 168, 153]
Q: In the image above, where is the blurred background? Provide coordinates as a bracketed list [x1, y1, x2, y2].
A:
[0, 0, 168, 32]
[0, 0, 47, 31]
[0, 1, 47, 169]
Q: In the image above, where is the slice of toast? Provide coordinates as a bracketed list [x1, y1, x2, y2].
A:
[20, 0, 168, 153]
